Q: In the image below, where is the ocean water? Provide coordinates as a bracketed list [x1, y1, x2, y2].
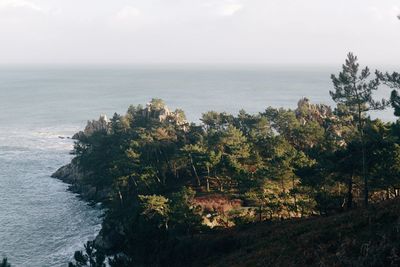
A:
[0, 65, 395, 266]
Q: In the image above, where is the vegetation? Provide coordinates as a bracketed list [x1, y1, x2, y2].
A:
[65, 54, 400, 266]
[1, 258, 10, 267]
[164, 198, 400, 267]
[330, 53, 388, 207]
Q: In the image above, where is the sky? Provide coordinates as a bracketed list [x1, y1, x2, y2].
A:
[0, 0, 399, 65]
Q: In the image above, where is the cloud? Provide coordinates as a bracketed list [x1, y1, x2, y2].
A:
[114, 6, 141, 21]
[203, 1, 243, 17]
[0, 0, 44, 12]
[220, 3, 243, 16]
[108, 6, 143, 31]
[391, 6, 400, 19]
[368, 5, 400, 22]
[368, 6, 383, 20]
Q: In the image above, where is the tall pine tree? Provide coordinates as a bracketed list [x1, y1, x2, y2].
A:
[330, 53, 388, 207]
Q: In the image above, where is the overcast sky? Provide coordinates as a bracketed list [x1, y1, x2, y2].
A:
[0, 0, 399, 65]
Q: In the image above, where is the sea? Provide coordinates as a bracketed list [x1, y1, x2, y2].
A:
[0, 65, 396, 266]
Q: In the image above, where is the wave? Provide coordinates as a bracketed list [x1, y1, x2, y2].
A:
[0, 125, 81, 152]
[0, 123, 102, 266]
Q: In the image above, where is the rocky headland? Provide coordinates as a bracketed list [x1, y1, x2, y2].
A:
[51, 100, 191, 252]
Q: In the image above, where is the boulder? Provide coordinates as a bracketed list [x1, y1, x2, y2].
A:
[51, 162, 83, 184]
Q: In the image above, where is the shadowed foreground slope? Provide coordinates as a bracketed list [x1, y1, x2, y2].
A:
[176, 199, 400, 267]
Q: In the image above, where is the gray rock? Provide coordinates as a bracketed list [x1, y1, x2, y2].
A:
[84, 114, 110, 136]
[51, 162, 83, 184]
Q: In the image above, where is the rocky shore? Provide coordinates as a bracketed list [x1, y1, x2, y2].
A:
[52, 160, 124, 253]
[51, 162, 109, 203]
[51, 114, 117, 252]
[52, 113, 111, 201]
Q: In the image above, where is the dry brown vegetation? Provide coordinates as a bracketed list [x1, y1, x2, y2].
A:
[164, 199, 400, 267]
[194, 194, 243, 214]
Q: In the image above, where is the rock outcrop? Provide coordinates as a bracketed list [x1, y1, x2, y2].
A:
[52, 99, 189, 253]
[295, 97, 335, 126]
[295, 97, 349, 146]
[71, 101, 188, 141]
[142, 99, 188, 128]
[51, 161, 109, 203]
[84, 114, 110, 136]
[72, 114, 110, 140]
[51, 162, 83, 184]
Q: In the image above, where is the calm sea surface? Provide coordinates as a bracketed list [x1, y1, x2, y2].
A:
[0, 65, 395, 266]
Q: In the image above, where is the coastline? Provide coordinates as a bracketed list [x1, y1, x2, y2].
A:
[51, 160, 119, 253]
[51, 162, 108, 204]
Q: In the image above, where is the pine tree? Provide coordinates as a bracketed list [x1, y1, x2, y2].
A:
[376, 71, 400, 116]
[1, 258, 10, 267]
[330, 53, 388, 207]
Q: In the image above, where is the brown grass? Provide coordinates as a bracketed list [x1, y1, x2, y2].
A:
[164, 198, 400, 267]
[194, 194, 242, 214]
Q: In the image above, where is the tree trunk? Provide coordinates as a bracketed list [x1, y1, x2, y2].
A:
[189, 154, 201, 186]
[357, 105, 368, 208]
[361, 133, 368, 207]
[290, 176, 298, 216]
[353, 83, 368, 208]
[118, 189, 123, 206]
[206, 166, 210, 192]
[347, 172, 354, 209]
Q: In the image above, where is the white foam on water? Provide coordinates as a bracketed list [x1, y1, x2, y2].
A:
[0, 65, 396, 266]
[0, 125, 103, 267]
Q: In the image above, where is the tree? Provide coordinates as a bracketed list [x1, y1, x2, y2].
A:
[365, 120, 400, 199]
[1, 258, 10, 267]
[330, 53, 388, 207]
[169, 187, 203, 236]
[182, 143, 210, 189]
[65, 95, 400, 265]
[376, 71, 400, 116]
[139, 194, 170, 230]
[212, 125, 251, 191]
[68, 241, 106, 267]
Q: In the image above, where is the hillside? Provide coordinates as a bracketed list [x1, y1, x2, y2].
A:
[62, 95, 400, 267]
[64, 55, 400, 267]
[175, 199, 400, 267]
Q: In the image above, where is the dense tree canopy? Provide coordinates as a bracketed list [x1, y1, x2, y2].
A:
[67, 56, 400, 266]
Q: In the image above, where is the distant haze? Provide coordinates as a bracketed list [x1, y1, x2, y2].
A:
[0, 0, 399, 65]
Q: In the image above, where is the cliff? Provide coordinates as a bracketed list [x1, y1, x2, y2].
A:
[52, 161, 109, 203]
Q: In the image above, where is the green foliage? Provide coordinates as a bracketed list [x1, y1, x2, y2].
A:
[330, 53, 388, 118]
[67, 53, 400, 265]
[68, 241, 105, 267]
[139, 194, 170, 229]
[0, 258, 10, 267]
[149, 98, 166, 110]
[376, 71, 400, 116]
[169, 187, 203, 235]
[330, 53, 389, 207]
[391, 90, 400, 117]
